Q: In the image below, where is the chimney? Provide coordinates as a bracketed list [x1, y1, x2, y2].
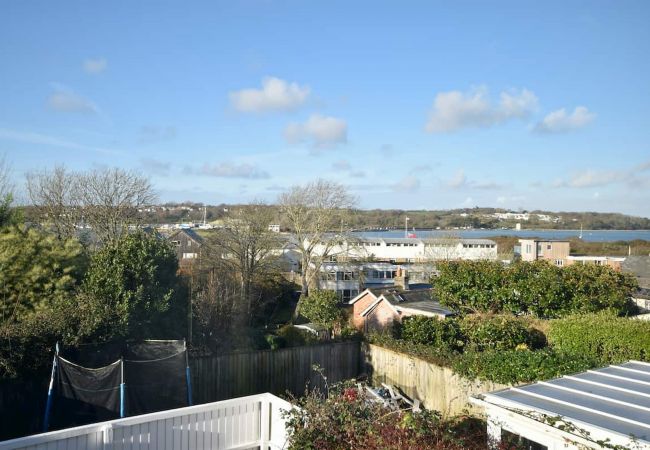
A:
[395, 267, 410, 291]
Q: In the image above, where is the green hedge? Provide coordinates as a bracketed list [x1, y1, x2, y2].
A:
[398, 316, 464, 352]
[547, 311, 650, 364]
[458, 315, 545, 351]
[452, 349, 597, 385]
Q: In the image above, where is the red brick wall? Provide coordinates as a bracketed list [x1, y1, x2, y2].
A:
[351, 292, 377, 330]
[365, 300, 398, 333]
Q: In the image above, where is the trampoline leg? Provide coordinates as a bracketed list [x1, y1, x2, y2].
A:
[43, 346, 58, 432]
[186, 366, 193, 406]
[120, 383, 125, 418]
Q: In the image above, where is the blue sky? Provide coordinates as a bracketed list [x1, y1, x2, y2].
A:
[1, 1, 649, 216]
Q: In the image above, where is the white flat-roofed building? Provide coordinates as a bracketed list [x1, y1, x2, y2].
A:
[307, 237, 497, 263]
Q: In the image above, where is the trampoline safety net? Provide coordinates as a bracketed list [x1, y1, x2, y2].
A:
[48, 340, 190, 430]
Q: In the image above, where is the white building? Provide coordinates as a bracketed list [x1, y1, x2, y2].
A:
[307, 237, 498, 264]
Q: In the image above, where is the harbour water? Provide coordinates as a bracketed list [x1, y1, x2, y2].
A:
[355, 229, 650, 242]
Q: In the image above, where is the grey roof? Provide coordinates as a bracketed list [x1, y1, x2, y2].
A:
[482, 361, 650, 445]
[622, 256, 650, 289]
[367, 287, 455, 317]
[168, 228, 204, 243]
[353, 237, 496, 245]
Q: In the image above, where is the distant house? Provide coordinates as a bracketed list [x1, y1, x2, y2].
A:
[167, 228, 204, 268]
[348, 282, 455, 333]
[518, 239, 570, 266]
[622, 256, 650, 313]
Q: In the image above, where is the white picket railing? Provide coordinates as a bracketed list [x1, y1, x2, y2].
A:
[0, 393, 292, 450]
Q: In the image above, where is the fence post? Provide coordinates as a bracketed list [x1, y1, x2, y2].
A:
[102, 423, 114, 448]
[260, 398, 270, 450]
[185, 339, 193, 406]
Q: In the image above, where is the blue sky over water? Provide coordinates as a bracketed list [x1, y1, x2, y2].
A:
[1, 1, 649, 216]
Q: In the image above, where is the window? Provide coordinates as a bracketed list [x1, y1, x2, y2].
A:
[547, 244, 551, 250]
[555, 259, 564, 266]
[187, 241, 192, 247]
[171, 240, 181, 247]
[182, 252, 196, 259]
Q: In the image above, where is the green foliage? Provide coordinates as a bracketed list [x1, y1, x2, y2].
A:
[433, 260, 637, 318]
[298, 290, 342, 327]
[366, 332, 456, 368]
[548, 311, 650, 364]
[81, 231, 182, 340]
[0, 226, 86, 323]
[265, 333, 285, 350]
[276, 325, 318, 347]
[398, 316, 464, 352]
[452, 348, 597, 385]
[459, 315, 545, 351]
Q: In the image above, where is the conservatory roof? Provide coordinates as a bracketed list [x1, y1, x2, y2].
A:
[479, 360, 650, 445]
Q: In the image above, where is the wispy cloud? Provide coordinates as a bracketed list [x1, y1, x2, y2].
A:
[197, 162, 270, 179]
[0, 128, 119, 155]
[83, 58, 108, 74]
[284, 114, 347, 148]
[392, 175, 421, 192]
[425, 86, 538, 133]
[447, 169, 504, 190]
[137, 126, 177, 144]
[47, 83, 98, 114]
[332, 160, 351, 170]
[229, 76, 310, 113]
[140, 158, 171, 176]
[554, 160, 650, 189]
[534, 106, 595, 133]
[447, 169, 467, 188]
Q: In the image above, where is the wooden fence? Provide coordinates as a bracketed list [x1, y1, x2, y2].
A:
[363, 343, 507, 416]
[190, 340, 361, 404]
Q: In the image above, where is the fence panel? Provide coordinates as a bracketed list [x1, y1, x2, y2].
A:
[190, 341, 361, 405]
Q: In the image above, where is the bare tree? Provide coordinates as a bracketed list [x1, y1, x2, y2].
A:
[278, 179, 356, 297]
[27, 167, 156, 243]
[0, 156, 15, 227]
[203, 203, 281, 325]
[26, 166, 80, 240]
[78, 168, 156, 244]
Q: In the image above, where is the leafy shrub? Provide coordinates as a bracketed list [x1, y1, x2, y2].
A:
[399, 316, 465, 352]
[433, 260, 637, 318]
[277, 325, 318, 347]
[547, 311, 650, 364]
[265, 333, 286, 350]
[366, 332, 456, 368]
[298, 290, 343, 327]
[459, 315, 545, 351]
[452, 348, 597, 385]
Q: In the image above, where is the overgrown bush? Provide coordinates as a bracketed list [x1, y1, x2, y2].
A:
[285, 380, 497, 449]
[398, 316, 464, 352]
[459, 315, 545, 351]
[452, 348, 597, 385]
[547, 311, 650, 364]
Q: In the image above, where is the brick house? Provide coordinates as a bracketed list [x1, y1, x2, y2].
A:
[347, 286, 455, 333]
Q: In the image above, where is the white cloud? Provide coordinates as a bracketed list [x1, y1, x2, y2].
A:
[199, 162, 270, 179]
[554, 160, 650, 189]
[392, 175, 421, 192]
[534, 106, 595, 133]
[0, 128, 119, 155]
[425, 86, 538, 133]
[229, 77, 310, 113]
[284, 114, 347, 148]
[47, 85, 98, 114]
[447, 169, 467, 188]
[83, 58, 107, 74]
